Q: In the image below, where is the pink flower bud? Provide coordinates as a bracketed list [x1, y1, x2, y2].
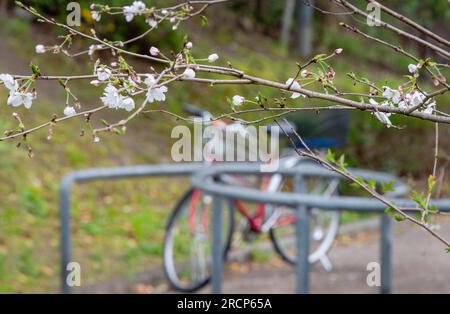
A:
[300, 70, 310, 78]
[149, 46, 160, 56]
[90, 80, 101, 86]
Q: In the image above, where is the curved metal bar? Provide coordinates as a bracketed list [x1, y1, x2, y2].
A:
[190, 162, 450, 294]
[191, 163, 450, 211]
[59, 163, 205, 293]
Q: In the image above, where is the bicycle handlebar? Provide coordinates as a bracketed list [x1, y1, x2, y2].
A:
[183, 104, 209, 118]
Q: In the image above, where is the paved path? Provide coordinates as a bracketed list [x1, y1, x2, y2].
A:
[81, 218, 450, 294]
[198, 218, 450, 294]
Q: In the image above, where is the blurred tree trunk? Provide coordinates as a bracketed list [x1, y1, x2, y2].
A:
[296, 0, 314, 56]
[280, 0, 296, 49]
[254, 0, 263, 21]
[0, 0, 8, 17]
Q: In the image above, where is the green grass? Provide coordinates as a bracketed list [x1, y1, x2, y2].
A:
[0, 15, 448, 292]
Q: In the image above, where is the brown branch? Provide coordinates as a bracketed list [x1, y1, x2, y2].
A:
[276, 119, 450, 248]
[365, 0, 450, 48]
[333, 0, 450, 60]
[0, 106, 106, 141]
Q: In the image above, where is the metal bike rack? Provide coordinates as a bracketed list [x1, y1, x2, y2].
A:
[59, 162, 450, 294]
[59, 163, 205, 294]
[190, 163, 450, 294]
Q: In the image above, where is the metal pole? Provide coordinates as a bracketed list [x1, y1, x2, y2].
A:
[296, 0, 314, 56]
[295, 175, 310, 293]
[380, 213, 392, 294]
[211, 196, 223, 294]
[60, 176, 73, 294]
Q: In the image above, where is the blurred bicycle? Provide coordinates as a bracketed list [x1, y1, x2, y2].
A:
[163, 104, 350, 292]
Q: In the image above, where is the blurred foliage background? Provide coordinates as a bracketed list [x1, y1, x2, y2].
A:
[0, 0, 449, 292]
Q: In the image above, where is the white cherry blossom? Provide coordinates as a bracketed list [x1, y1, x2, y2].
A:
[101, 84, 120, 108]
[398, 100, 407, 109]
[35, 44, 46, 54]
[409, 91, 426, 107]
[123, 1, 147, 22]
[182, 68, 196, 79]
[144, 75, 168, 103]
[64, 106, 76, 117]
[232, 95, 245, 106]
[369, 98, 393, 127]
[96, 67, 112, 81]
[382, 86, 401, 104]
[146, 86, 168, 103]
[144, 74, 156, 86]
[408, 64, 417, 73]
[91, 11, 101, 22]
[373, 111, 393, 128]
[286, 78, 305, 99]
[0, 74, 19, 92]
[408, 63, 420, 77]
[146, 18, 158, 28]
[132, 1, 146, 12]
[7, 91, 34, 109]
[88, 45, 102, 56]
[208, 53, 219, 63]
[120, 96, 135, 111]
[123, 6, 135, 22]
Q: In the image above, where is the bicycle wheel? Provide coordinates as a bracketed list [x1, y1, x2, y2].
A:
[269, 175, 340, 266]
[163, 187, 234, 292]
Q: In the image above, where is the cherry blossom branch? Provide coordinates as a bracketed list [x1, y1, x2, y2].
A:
[332, 0, 450, 60]
[4, 65, 450, 129]
[92, 99, 147, 135]
[1, 0, 447, 141]
[339, 22, 450, 91]
[365, 0, 450, 48]
[339, 22, 420, 63]
[0, 105, 106, 142]
[143, 105, 353, 122]
[300, 0, 354, 16]
[422, 123, 439, 221]
[19, 4, 170, 64]
[276, 119, 450, 248]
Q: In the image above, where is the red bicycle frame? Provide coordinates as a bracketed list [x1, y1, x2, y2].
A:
[188, 174, 295, 234]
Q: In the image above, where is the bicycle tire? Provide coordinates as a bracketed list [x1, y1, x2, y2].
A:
[163, 187, 235, 292]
